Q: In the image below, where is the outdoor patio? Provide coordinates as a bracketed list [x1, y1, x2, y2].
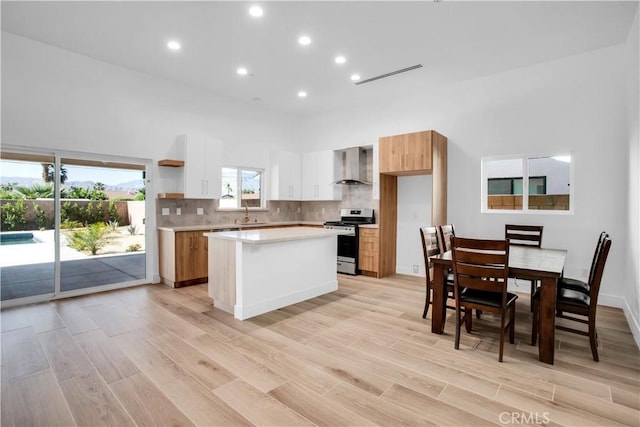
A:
[0, 252, 145, 300]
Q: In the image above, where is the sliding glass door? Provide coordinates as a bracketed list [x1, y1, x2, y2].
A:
[0, 152, 57, 302]
[0, 149, 150, 306]
[58, 157, 147, 294]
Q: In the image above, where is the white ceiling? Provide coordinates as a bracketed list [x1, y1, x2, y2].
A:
[2, 1, 637, 116]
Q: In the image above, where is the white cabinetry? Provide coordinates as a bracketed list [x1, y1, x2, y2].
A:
[268, 150, 301, 200]
[302, 150, 341, 201]
[177, 134, 222, 199]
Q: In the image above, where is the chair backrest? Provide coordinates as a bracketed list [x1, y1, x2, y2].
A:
[420, 227, 441, 282]
[451, 237, 510, 302]
[588, 236, 612, 312]
[438, 224, 456, 253]
[505, 224, 543, 248]
[587, 231, 609, 285]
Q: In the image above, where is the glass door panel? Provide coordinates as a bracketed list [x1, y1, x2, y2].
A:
[0, 152, 56, 301]
[58, 158, 146, 293]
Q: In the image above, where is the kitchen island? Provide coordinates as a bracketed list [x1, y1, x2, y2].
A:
[204, 226, 347, 320]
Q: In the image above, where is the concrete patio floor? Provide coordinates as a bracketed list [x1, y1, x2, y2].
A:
[0, 253, 145, 301]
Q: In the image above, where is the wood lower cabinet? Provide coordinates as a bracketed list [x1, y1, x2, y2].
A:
[359, 228, 379, 277]
[159, 229, 209, 287]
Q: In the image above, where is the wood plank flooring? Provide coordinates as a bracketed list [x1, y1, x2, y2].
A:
[1, 274, 639, 426]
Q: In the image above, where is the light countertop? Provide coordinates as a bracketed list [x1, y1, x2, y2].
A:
[204, 226, 350, 244]
[158, 221, 324, 232]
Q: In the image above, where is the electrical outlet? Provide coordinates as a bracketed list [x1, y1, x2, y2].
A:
[161, 208, 170, 216]
[276, 207, 280, 214]
[322, 207, 325, 214]
[196, 208, 204, 215]
[176, 208, 181, 216]
[413, 265, 419, 273]
[297, 207, 301, 214]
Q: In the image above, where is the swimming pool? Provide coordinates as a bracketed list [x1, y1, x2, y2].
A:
[0, 232, 41, 246]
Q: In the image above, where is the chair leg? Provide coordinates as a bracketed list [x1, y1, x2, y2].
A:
[499, 311, 506, 362]
[454, 306, 462, 350]
[422, 281, 431, 319]
[509, 304, 516, 344]
[476, 309, 482, 319]
[465, 308, 472, 333]
[530, 280, 536, 312]
[589, 321, 599, 362]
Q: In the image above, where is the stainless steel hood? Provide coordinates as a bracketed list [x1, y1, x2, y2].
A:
[335, 147, 371, 185]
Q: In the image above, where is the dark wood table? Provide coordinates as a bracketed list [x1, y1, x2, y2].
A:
[430, 246, 567, 364]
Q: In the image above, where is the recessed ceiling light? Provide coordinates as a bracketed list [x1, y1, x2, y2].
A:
[297, 91, 307, 98]
[350, 74, 361, 81]
[237, 67, 248, 76]
[334, 55, 346, 64]
[249, 6, 263, 17]
[167, 40, 181, 51]
[298, 35, 311, 46]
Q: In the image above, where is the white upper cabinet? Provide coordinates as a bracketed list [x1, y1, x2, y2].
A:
[268, 150, 301, 200]
[302, 150, 341, 201]
[177, 134, 222, 199]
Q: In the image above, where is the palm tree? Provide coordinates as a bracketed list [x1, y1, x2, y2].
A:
[41, 163, 68, 184]
[15, 183, 55, 199]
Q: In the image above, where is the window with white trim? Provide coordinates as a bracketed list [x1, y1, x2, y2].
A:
[482, 155, 572, 213]
[219, 167, 264, 209]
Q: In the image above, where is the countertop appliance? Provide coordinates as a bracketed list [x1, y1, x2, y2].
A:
[323, 208, 375, 275]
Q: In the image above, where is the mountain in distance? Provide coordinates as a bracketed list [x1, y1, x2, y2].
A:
[1, 177, 144, 190]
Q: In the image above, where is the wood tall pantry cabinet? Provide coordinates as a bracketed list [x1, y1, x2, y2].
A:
[378, 130, 448, 278]
[158, 229, 209, 287]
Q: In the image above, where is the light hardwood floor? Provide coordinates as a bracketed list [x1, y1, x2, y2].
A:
[2, 275, 639, 426]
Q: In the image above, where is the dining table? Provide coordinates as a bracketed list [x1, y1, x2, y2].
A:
[430, 245, 567, 364]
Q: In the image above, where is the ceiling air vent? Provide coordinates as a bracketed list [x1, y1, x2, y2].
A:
[353, 64, 423, 85]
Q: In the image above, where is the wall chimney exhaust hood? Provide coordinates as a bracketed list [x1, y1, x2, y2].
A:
[335, 147, 371, 185]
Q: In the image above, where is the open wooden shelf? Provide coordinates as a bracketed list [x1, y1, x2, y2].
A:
[158, 192, 184, 199]
[158, 159, 185, 167]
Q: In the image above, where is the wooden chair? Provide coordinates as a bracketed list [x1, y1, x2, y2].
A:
[451, 237, 517, 362]
[437, 224, 456, 253]
[505, 224, 543, 310]
[532, 236, 612, 362]
[419, 227, 454, 318]
[558, 231, 608, 296]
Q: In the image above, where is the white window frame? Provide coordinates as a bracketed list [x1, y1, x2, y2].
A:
[481, 153, 574, 215]
[217, 166, 266, 210]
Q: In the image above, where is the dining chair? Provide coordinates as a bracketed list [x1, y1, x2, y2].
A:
[505, 224, 543, 310]
[419, 227, 454, 318]
[558, 231, 608, 296]
[437, 224, 456, 253]
[531, 236, 612, 362]
[451, 236, 517, 362]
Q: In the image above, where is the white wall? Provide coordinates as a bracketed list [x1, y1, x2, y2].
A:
[624, 10, 640, 343]
[301, 44, 631, 312]
[396, 175, 431, 276]
[1, 32, 298, 169]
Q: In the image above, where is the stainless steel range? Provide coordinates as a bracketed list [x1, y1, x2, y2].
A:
[323, 208, 375, 275]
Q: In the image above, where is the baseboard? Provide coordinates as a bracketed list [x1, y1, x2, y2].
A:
[591, 293, 640, 349]
[235, 280, 338, 320]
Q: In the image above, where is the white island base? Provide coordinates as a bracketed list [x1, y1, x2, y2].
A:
[205, 227, 345, 320]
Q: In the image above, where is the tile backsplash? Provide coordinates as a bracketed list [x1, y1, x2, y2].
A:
[156, 184, 378, 227]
